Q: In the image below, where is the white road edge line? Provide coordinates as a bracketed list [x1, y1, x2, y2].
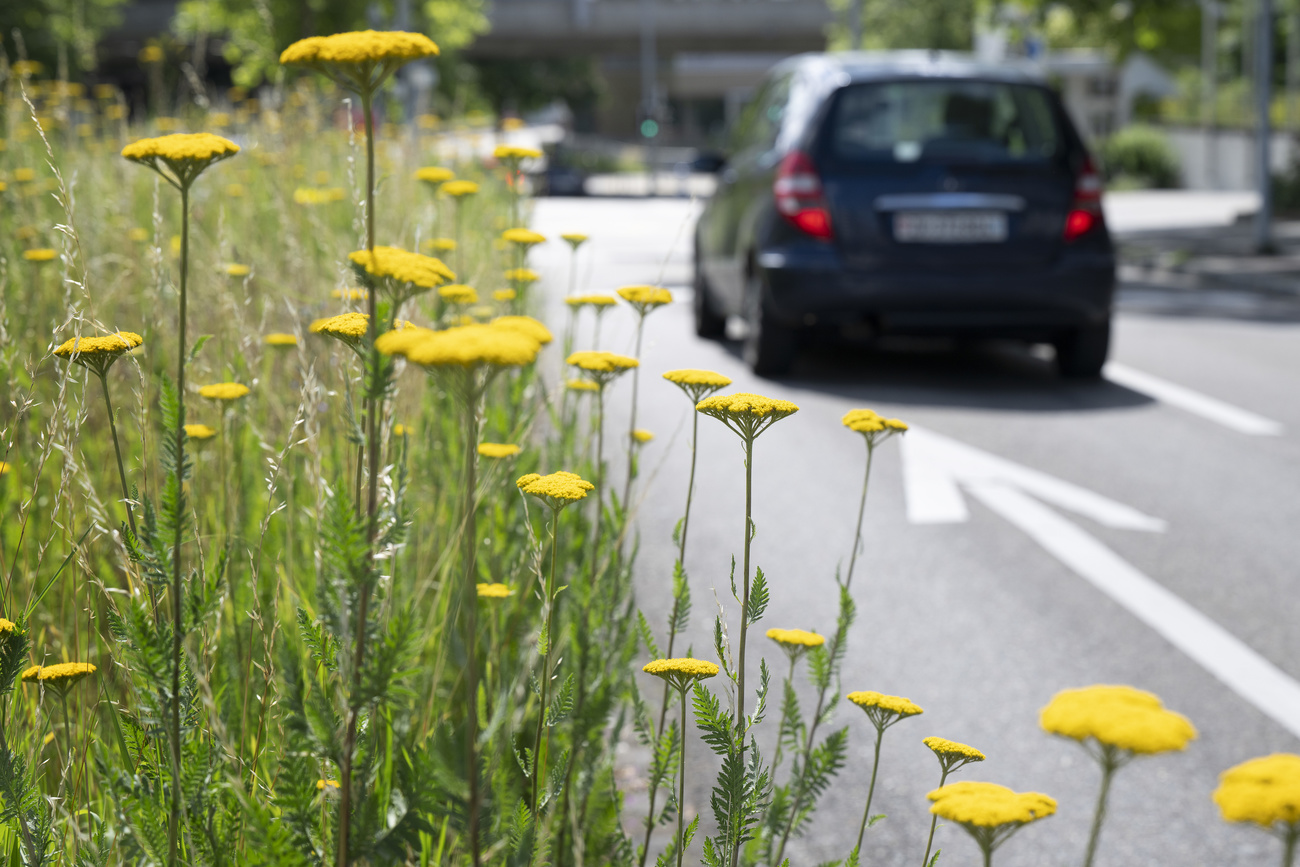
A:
[1105, 361, 1285, 436]
[969, 480, 1300, 740]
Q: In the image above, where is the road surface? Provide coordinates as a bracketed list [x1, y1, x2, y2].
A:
[527, 195, 1300, 867]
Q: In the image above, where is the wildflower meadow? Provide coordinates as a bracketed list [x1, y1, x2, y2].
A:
[1, 28, 1298, 867]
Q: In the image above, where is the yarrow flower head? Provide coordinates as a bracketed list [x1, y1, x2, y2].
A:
[53, 331, 143, 376]
[442, 180, 479, 198]
[562, 232, 589, 249]
[477, 582, 513, 599]
[293, 186, 346, 205]
[566, 379, 599, 392]
[279, 31, 439, 96]
[1214, 754, 1300, 830]
[632, 429, 654, 444]
[566, 351, 638, 388]
[643, 657, 720, 692]
[415, 166, 455, 185]
[493, 288, 516, 302]
[565, 293, 618, 310]
[848, 691, 924, 731]
[27, 662, 98, 694]
[493, 144, 543, 164]
[924, 736, 987, 774]
[121, 133, 239, 189]
[348, 245, 455, 305]
[842, 408, 908, 448]
[1040, 684, 1197, 756]
[504, 267, 540, 285]
[696, 392, 799, 444]
[516, 470, 594, 511]
[478, 442, 521, 459]
[663, 368, 731, 403]
[617, 285, 673, 316]
[311, 312, 371, 352]
[378, 325, 542, 387]
[198, 382, 250, 401]
[265, 332, 298, 347]
[331, 287, 369, 302]
[224, 263, 250, 277]
[492, 316, 553, 346]
[23, 249, 57, 263]
[185, 424, 217, 440]
[928, 781, 1056, 859]
[766, 627, 824, 663]
[501, 228, 546, 248]
[423, 237, 457, 253]
[439, 284, 478, 304]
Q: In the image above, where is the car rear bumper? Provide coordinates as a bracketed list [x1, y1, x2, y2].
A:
[758, 243, 1114, 338]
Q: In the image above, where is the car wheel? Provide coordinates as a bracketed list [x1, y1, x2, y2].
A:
[1055, 321, 1110, 379]
[743, 270, 798, 377]
[693, 260, 726, 339]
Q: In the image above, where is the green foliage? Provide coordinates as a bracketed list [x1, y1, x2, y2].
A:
[1099, 126, 1181, 189]
[0, 0, 131, 75]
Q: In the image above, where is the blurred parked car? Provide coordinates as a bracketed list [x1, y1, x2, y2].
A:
[693, 51, 1116, 376]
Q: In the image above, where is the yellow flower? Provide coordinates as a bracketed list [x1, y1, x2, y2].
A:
[348, 245, 455, 292]
[567, 351, 638, 388]
[766, 628, 825, 649]
[501, 117, 525, 131]
[566, 379, 599, 392]
[478, 443, 521, 459]
[1040, 685, 1196, 755]
[632, 429, 654, 444]
[415, 166, 455, 185]
[128, 227, 149, 242]
[493, 144, 542, 162]
[35, 662, 97, 689]
[491, 316, 553, 346]
[20, 666, 42, 683]
[562, 233, 589, 248]
[697, 392, 799, 443]
[842, 409, 909, 446]
[565, 293, 618, 309]
[14, 168, 37, 183]
[225, 263, 251, 277]
[393, 424, 410, 437]
[23, 249, 57, 263]
[928, 781, 1056, 828]
[279, 30, 439, 67]
[265, 333, 298, 347]
[422, 237, 457, 253]
[331, 287, 369, 301]
[139, 45, 164, 64]
[617, 285, 673, 314]
[493, 288, 517, 302]
[11, 60, 42, 78]
[663, 368, 731, 402]
[121, 133, 240, 187]
[516, 470, 594, 509]
[53, 331, 143, 373]
[848, 690, 924, 730]
[439, 284, 478, 304]
[924, 736, 986, 764]
[185, 424, 217, 440]
[293, 186, 346, 205]
[442, 180, 479, 198]
[1214, 754, 1300, 829]
[643, 657, 720, 691]
[504, 267, 540, 285]
[311, 312, 370, 343]
[477, 582, 513, 598]
[317, 778, 340, 790]
[502, 227, 546, 247]
[0, 618, 16, 633]
[382, 324, 541, 370]
[198, 382, 251, 401]
[225, 183, 246, 198]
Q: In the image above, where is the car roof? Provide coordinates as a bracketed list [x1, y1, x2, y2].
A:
[774, 50, 1049, 88]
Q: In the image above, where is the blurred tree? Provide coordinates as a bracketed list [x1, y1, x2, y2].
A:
[0, 0, 132, 76]
[825, 0, 977, 50]
[466, 57, 602, 117]
[1033, 0, 1201, 61]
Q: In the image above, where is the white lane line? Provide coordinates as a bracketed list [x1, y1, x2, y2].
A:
[1105, 361, 1285, 436]
[969, 480, 1300, 740]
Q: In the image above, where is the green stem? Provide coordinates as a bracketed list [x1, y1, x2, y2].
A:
[1283, 828, 1298, 867]
[920, 767, 951, 867]
[729, 434, 754, 867]
[621, 315, 645, 514]
[845, 443, 874, 590]
[1082, 753, 1117, 867]
[679, 410, 699, 566]
[99, 371, 137, 541]
[530, 504, 562, 816]
[855, 727, 884, 853]
[770, 656, 796, 774]
[675, 684, 689, 867]
[461, 389, 483, 867]
[771, 672, 831, 867]
[590, 388, 606, 584]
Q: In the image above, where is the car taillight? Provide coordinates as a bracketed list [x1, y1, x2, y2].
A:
[774, 151, 833, 240]
[1064, 157, 1103, 242]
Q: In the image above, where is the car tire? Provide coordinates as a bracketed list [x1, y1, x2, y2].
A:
[693, 262, 726, 339]
[743, 271, 798, 377]
[1055, 321, 1110, 379]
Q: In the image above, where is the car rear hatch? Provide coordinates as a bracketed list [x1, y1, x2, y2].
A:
[814, 77, 1077, 273]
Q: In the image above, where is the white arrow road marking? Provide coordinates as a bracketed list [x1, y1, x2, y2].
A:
[902, 427, 1300, 740]
[1105, 361, 1285, 436]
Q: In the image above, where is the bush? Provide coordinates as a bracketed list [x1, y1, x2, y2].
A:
[1100, 125, 1181, 189]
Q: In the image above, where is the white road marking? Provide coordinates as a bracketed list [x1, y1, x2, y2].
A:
[1105, 361, 1285, 436]
[902, 426, 1300, 739]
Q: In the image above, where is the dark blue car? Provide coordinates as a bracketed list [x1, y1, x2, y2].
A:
[694, 51, 1115, 377]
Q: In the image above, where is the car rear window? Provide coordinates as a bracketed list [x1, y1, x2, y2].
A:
[829, 80, 1063, 164]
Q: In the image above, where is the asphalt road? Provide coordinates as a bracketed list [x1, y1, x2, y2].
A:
[527, 196, 1300, 867]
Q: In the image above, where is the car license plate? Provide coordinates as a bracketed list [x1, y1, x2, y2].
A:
[894, 211, 1008, 243]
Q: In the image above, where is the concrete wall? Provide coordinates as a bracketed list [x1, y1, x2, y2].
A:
[1163, 126, 1298, 190]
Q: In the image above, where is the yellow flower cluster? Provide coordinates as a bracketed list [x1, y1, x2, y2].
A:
[185, 424, 217, 440]
[502, 228, 546, 246]
[504, 268, 540, 284]
[311, 312, 369, 340]
[493, 289, 516, 302]
[121, 132, 240, 164]
[477, 583, 513, 599]
[348, 245, 455, 289]
[317, 778, 340, 790]
[331, 287, 369, 301]
[293, 186, 346, 205]
[516, 470, 594, 509]
[927, 782, 1056, 828]
[562, 232, 589, 247]
[924, 737, 986, 763]
[1214, 754, 1300, 828]
[265, 333, 298, 347]
[663, 369, 731, 388]
[54, 331, 143, 360]
[565, 294, 617, 309]
[416, 166, 455, 184]
[0, 618, 15, 633]
[225, 263, 251, 277]
[1039, 685, 1197, 755]
[478, 443, 521, 459]
[843, 408, 908, 435]
[493, 144, 543, 161]
[848, 691, 924, 718]
[643, 657, 720, 681]
[566, 379, 599, 392]
[423, 238, 457, 252]
[442, 180, 479, 198]
[380, 323, 542, 369]
[632, 429, 654, 444]
[697, 392, 799, 420]
[492, 316, 553, 345]
[23, 249, 57, 262]
[439, 284, 478, 304]
[567, 351, 638, 373]
[199, 382, 250, 401]
[766, 628, 825, 648]
[617, 285, 673, 310]
[24, 661, 98, 688]
[279, 30, 439, 66]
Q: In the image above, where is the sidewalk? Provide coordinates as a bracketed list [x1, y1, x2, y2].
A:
[1106, 190, 1300, 298]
